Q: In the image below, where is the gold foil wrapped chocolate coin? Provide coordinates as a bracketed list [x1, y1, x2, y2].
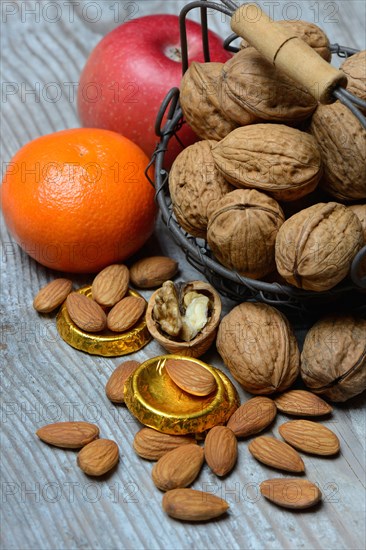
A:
[124, 355, 240, 434]
[56, 286, 151, 356]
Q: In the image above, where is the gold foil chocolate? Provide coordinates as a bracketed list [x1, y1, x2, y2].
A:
[124, 355, 240, 434]
[56, 286, 151, 356]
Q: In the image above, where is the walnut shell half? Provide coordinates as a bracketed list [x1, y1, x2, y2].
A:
[146, 281, 221, 358]
[216, 302, 300, 395]
[275, 202, 364, 291]
[301, 315, 366, 402]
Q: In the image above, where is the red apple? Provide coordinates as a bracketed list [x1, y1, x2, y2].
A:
[77, 14, 232, 167]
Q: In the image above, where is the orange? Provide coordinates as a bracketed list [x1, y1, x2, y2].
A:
[1, 128, 157, 273]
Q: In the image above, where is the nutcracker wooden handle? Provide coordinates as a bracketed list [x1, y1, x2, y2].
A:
[230, 3, 347, 104]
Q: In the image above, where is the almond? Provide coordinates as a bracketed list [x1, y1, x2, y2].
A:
[91, 264, 129, 307]
[107, 296, 146, 332]
[130, 256, 178, 288]
[162, 488, 229, 521]
[33, 278, 72, 313]
[164, 358, 216, 396]
[105, 360, 140, 403]
[248, 436, 305, 473]
[66, 292, 107, 332]
[227, 396, 277, 437]
[133, 428, 197, 460]
[36, 421, 99, 449]
[204, 426, 238, 476]
[279, 420, 340, 456]
[260, 478, 322, 509]
[274, 390, 333, 416]
[77, 439, 119, 476]
[151, 444, 204, 491]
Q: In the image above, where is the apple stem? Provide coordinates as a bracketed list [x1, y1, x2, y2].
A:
[164, 46, 182, 62]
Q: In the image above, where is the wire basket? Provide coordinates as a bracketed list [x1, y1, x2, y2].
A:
[149, 0, 366, 316]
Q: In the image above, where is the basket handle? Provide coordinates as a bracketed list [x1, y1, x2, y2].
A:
[230, 3, 347, 104]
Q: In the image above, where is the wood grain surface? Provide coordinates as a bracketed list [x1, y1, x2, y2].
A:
[1, 1, 365, 549]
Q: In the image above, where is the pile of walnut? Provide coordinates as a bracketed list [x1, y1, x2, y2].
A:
[169, 20, 366, 292]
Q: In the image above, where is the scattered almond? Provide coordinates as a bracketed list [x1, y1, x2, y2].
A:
[77, 439, 119, 476]
[274, 390, 333, 416]
[33, 278, 72, 313]
[164, 358, 216, 396]
[279, 420, 340, 456]
[248, 436, 305, 473]
[162, 488, 229, 521]
[204, 426, 238, 476]
[227, 396, 277, 437]
[105, 360, 140, 403]
[151, 444, 204, 491]
[260, 478, 322, 509]
[91, 264, 129, 307]
[107, 296, 146, 332]
[36, 421, 99, 449]
[133, 428, 197, 460]
[66, 292, 107, 332]
[130, 256, 178, 288]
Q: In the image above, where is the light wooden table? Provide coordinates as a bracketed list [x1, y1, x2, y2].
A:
[1, 1, 365, 549]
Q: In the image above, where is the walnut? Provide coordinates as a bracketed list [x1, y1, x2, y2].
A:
[341, 51, 366, 112]
[211, 124, 322, 201]
[221, 48, 317, 123]
[301, 315, 366, 402]
[169, 140, 233, 238]
[179, 61, 237, 140]
[310, 102, 366, 201]
[216, 302, 300, 395]
[207, 189, 285, 279]
[241, 20, 331, 61]
[275, 202, 364, 291]
[146, 281, 221, 358]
